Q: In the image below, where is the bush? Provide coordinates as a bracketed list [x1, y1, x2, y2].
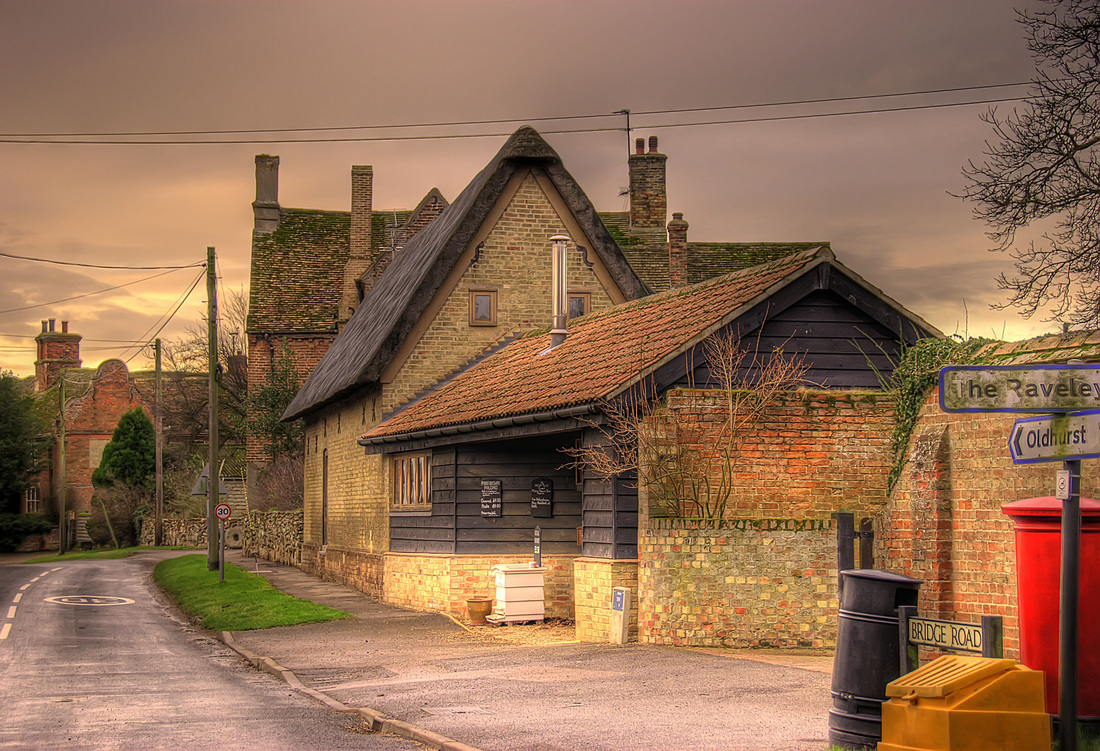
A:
[0, 513, 53, 553]
[88, 485, 150, 548]
[252, 454, 303, 511]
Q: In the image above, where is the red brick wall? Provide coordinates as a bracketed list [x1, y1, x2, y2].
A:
[877, 387, 1099, 658]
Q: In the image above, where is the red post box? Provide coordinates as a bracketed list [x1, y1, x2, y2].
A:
[1001, 496, 1100, 718]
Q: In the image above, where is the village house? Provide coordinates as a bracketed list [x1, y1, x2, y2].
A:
[257, 125, 940, 643]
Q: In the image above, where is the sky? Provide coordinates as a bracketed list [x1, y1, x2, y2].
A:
[0, 0, 1055, 379]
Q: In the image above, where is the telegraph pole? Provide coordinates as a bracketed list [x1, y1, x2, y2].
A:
[58, 369, 67, 554]
[155, 338, 163, 547]
[206, 247, 219, 571]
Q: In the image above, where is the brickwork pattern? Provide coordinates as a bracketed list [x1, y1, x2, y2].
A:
[878, 387, 1100, 659]
[302, 544, 386, 599]
[638, 518, 838, 648]
[385, 553, 577, 621]
[573, 558, 639, 642]
[383, 174, 617, 413]
[646, 390, 893, 520]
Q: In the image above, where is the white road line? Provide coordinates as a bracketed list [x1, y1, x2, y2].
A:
[19, 584, 30, 591]
[12, 594, 21, 604]
[5, 607, 15, 619]
[0, 623, 10, 640]
[38, 571, 49, 577]
[29, 578, 39, 583]
[51, 567, 62, 572]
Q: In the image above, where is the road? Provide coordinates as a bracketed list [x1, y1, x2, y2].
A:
[0, 552, 422, 751]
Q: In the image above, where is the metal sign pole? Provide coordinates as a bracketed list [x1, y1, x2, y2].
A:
[1060, 458, 1081, 751]
[219, 518, 226, 584]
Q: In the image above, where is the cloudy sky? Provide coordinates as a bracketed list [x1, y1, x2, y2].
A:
[1, 0, 1050, 378]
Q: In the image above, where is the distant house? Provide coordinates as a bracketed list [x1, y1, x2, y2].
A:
[356, 246, 939, 627]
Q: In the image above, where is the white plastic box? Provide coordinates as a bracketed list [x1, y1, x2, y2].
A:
[489, 564, 546, 622]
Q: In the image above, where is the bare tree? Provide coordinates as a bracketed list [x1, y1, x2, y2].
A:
[566, 331, 808, 520]
[960, 0, 1100, 325]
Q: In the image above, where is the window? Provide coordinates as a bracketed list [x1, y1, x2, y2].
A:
[469, 290, 497, 326]
[392, 452, 432, 510]
[24, 485, 41, 514]
[568, 292, 591, 319]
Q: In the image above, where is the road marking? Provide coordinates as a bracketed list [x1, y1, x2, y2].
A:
[19, 584, 31, 591]
[45, 596, 135, 607]
[0, 624, 10, 640]
[5, 607, 14, 619]
[13, 594, 22, 604]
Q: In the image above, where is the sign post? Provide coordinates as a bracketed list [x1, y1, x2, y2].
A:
[215, 503, 232, 583]
[940, 363, 1090, 748]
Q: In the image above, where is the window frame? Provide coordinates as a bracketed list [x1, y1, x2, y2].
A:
[567, 291, 591, 320]
[24, 485, 41, 514]
[468, 289, 498, 326]
[391, 452, 432, 513]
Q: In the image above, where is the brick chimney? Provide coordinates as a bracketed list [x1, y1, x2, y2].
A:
[628, 135, 667, 241]
[340, 165, 374, 325]
[667, 213, 689, 288]
[252, 155, 280, 235]
[35, 319, 81, 392]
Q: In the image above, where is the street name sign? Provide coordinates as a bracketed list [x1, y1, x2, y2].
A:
[1009, 409, 1100, 464]
[940, 364, 1100, 413]
[908, 616, 985, 654]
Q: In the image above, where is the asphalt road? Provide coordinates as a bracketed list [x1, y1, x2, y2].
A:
[0, 552, 423, 751]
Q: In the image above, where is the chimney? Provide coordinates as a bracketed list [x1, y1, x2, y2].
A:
[668, 213, 689, 288]
[628, 135, 667, 239]
[549, 235, 570, 348]
[252, 155, 280, 235]
[340, 165, 374, 326]
[35, 318, 82, 392]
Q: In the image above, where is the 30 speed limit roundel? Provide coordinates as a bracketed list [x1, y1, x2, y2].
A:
[215, 503, 232, 521]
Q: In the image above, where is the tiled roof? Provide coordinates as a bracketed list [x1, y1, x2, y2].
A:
[971, 329, 1100, 364]
[686, 242, 830, 286]
[247, 209, 351, 333]
[283, 126, 649, 421]
[362, 246, 829, 442]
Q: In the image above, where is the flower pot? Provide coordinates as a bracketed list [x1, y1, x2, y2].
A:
[466, 597, 493, 625]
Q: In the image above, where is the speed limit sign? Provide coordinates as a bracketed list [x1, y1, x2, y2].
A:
[215, 503, 232, 521]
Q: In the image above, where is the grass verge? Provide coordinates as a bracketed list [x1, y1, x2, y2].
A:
[24, 546, 190, 563]
[154, 554, 351, 632]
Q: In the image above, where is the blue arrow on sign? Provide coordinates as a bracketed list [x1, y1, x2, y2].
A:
[1009, 409, 1100, 464]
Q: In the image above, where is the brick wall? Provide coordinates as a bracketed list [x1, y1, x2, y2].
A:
[574, 558, 639, 642]
[302, 545, 385, 598]
[385, 552, 577, 621]
[877, 387, 1100, 658]
[639, 518, 838, 647]
[383, 174, 618, 413]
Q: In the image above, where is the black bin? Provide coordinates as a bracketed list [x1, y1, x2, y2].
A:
[828, 569, 921, 750]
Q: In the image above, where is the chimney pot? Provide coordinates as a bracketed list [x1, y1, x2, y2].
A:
[61, 321, 68, 334]
[49, 319, 55, 332]
[649, 135, 659, 153]
[635, 138, 645, 155]
[41, 320, 47, 333]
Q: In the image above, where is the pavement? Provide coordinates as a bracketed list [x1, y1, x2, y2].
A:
[218, 550, 836, 751]
[5, 549, 837, 750]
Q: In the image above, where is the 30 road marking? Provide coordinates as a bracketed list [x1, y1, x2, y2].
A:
[0, 624, 10, 640]
[45, 596, 134, 607]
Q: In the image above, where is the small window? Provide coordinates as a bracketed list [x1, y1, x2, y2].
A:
[392, 452, 432, 510]
[24, 485, 41, 514]
[469, 290, 497, 326]
[568, 292, 591, 319]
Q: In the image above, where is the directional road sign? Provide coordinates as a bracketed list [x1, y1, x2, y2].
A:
[940, 364, 1100, 413]
[1008, 409, 1100, 464]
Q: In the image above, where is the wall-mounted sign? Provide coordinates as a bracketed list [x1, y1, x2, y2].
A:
[480, 479, 502, 517]
[531, 477, 553, 518]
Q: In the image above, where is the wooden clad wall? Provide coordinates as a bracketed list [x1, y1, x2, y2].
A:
[681, 290, 904, 391]
[580, 430, 639, 560]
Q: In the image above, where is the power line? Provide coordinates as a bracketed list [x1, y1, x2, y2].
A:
[0, 83, 1033, 146]
[0, 267, 193, 315]
[121, 267, 207, 364]
[0, 250, 204, 270]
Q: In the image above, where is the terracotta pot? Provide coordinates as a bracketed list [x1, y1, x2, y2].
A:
[466, 597, 493, 625]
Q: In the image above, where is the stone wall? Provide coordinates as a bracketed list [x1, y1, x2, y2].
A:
[139, 517, 207, 547]
[638, 517, 838, 648]
[242, 509, 302, 566]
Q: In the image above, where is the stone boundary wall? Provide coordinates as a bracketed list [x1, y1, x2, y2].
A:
[139, 518, 207, 547]
[638, 517, 838, 648]
[574, 558, 639, 642]
[242, 510, 302, 566]
[385, 553, 577, 621]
